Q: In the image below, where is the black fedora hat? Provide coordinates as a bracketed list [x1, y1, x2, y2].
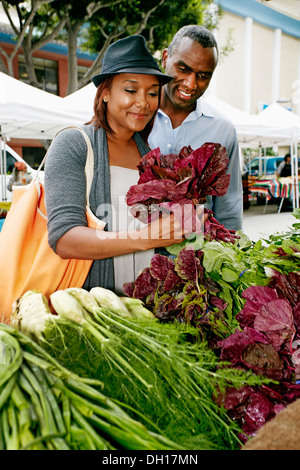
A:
[92, 35, 172, 87]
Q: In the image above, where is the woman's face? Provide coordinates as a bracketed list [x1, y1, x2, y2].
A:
[104, 73, 160, 136]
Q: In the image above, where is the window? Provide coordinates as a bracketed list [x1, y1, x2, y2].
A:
[22, 147, 46, 169]
[77, 64, 90, 82]
[18, 56, 58, 95]
[5, 152, 17, 174]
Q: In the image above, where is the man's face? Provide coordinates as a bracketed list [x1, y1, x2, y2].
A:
[162, 37, 218, 112]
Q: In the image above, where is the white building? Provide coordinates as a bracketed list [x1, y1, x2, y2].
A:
[212, 0, 300, 116]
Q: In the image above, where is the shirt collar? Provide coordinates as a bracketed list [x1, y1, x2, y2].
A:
[196, 97, 216, 118]
[157, 97, 216, 122]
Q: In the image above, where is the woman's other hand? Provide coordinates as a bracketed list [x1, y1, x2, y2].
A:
[138, 212, 186, 249]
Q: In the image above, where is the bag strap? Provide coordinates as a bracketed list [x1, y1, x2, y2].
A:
[35, 125, 94, 206]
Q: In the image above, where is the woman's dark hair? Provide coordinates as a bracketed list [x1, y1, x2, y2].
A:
[86, 76, 114, 133]
[86, 75, 162, 145]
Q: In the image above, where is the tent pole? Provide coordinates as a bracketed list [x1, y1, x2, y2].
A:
[290, 138, 299, 211]
[258, 144, 262, 176]
[0, 137, 8, 202]
[294, 139, 299, 209]
[0, 137, 4, 202]
[290, 142, 295, 210]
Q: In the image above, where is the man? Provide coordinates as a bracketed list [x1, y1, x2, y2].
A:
[149, 25, 243, 231]
[276, 154, 292, 211]
[277, 154, 291, 178]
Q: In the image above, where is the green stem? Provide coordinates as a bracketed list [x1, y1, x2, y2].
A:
[35, 367, 67, 435]
[20, 363, 57, 435]
[88, 412, 176, 450]
[62, 393, 71, 437]
[56, 378, 149, 434]
[18, 427, 45, 450]
[20, 432, 67, 450]
[0, 413, 4, 450]
[70, 403, 111, 450]
[6, 401, 19, 450]
[0, 373, 18, 408]
[11, 382, 31, 431]
[1, 406, 10, 449]
[83, 317, 153, 389]
[0, 330, 23, 388]
[18, 370, 46, 435]
[69, 425, 97, 450]
[49, 436, 70, 450]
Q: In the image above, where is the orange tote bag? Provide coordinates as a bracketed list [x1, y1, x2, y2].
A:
[0, 127, 105, 322]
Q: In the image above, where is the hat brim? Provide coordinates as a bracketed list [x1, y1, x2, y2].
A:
[92, 68, 173, 87]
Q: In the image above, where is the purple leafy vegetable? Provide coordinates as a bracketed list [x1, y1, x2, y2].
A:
[174, 248, 201, 284]
[216, 271, 300, 443]
[125, 143, 239, 241]
[123, 249, 231, 342]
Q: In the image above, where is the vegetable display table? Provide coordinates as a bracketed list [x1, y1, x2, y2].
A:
[0, 202, 11, 211]
[0, 202, 11, 220]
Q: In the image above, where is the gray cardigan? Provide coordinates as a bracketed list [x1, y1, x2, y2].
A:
[44, 124, 150, 291]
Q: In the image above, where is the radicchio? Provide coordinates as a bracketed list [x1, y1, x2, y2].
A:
[125, 143, 239, 242]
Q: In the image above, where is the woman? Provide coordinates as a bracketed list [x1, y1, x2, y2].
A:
[7, 161, 32, 192]
[44, 35, 186, 295]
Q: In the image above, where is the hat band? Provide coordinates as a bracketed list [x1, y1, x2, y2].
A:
[102, 58, 161, 75]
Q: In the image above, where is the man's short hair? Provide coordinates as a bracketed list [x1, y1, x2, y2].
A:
[168, 25, 218, 57]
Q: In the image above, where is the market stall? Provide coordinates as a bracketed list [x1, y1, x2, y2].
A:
[252, 104, 300, 210]
[0, 136, 300, 451]
[1, 208, 299, 450]
[249, 177, 300, 213]
[1, 78, 300, 451]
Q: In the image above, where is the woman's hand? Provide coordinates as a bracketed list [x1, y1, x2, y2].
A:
[138, 212, 186, 250]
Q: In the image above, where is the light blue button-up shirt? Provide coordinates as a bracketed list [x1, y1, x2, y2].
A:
[148, 98, 243, 231]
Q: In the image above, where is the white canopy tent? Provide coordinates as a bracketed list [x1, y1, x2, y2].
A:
[202, 94, 258, 171]
[203, 94, 257, 128]
[254, 102, 300, 145]
[203, 94, 297, 148]
[0, 72, 84, 140]
[0, 72, 86, 202]
[63, 82, 95, 121]
[1, 73, 299, 207]
[64, 83, 300, 147]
